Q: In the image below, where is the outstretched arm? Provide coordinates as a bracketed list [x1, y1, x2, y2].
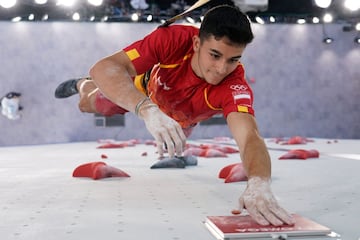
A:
[89, 51, 186, 157]
[226, 111, 294, 226]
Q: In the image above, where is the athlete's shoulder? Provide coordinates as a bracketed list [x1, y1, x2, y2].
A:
[151, 25, 198, 54]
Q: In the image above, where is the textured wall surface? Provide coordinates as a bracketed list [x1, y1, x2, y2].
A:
[0, 22, 359, 146]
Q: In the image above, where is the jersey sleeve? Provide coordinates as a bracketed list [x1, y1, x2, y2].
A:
[123, 25, 197, 75]
[222, 83, 255, 118]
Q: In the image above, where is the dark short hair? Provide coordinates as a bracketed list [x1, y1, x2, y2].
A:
[199, 5, 254, 45]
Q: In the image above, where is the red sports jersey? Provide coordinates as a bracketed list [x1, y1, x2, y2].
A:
[124, 25, 254, 129]
[95, 25, 254, 129]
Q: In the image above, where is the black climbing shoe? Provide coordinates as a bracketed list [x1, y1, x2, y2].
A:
[54, 78, 82, 98]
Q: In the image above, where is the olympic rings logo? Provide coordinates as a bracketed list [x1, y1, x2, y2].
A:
[230, 84, 248, 91]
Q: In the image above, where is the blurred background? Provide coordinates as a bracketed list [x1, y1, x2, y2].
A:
[0, 0, 359, 25]
[0, 0, 359, 146]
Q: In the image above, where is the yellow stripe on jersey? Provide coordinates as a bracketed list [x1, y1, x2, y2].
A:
[183, 53, 192, 61]
[237, 105, 249, 113]
[126, 49, 140, 61]
[159, 63, 180, 68]
[159, 54, 192, 69]
[204, 88, 222, 111]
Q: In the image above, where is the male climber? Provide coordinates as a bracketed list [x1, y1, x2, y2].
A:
[55, 5, 295, 226]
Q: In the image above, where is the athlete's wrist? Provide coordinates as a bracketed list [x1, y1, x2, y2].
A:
[135, 97, 151, 116]
[138, 103, 159, 119]
[135, 97, 159, 119]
